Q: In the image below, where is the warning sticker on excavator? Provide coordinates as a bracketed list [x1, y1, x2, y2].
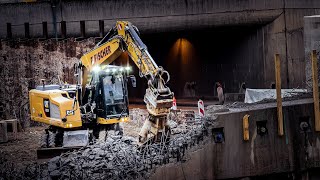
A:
[117, 24, 122, 30]
[66, 110, 75, 116]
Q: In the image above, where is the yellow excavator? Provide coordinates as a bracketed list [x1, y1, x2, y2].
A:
[29, 21, 173, 148]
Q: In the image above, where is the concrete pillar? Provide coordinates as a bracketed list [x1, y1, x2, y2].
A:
[99, 20, 104, 37]
[61, 21, 66, 39]
[42, 21, 48, 39]
[80, 21, 85, 38]
[6, 23, 12, 39]
[24, 22, 30, 38]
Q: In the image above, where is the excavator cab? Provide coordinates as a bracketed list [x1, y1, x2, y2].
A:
[95, 65, 131, 124]
[80, 65, 133, 140]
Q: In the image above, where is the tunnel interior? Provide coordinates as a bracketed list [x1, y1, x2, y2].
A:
[119, 25, 266, 98]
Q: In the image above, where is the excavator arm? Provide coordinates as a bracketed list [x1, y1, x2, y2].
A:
[79, 21, 174, 142]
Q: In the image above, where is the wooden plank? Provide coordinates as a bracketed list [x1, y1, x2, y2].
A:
[3, 119, 17, 122]
[275, 54, 283, 136]
[311, 50, 320, 131]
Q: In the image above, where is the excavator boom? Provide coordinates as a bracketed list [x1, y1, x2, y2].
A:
[80, 21, 174, 142]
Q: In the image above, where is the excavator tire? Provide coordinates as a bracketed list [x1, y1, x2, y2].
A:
[39, 133, 47, 148]
[39, 131, 56, 148]
[48, 132, 56, 148]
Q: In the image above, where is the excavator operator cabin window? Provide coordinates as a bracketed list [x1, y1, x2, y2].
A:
[103, 75, 124, 104]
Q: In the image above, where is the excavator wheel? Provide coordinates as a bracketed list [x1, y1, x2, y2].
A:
[48, 132, 56, 148]
[39, 132, 47, 148]
[39, 130, 56, 148]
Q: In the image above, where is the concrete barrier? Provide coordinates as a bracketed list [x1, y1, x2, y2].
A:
[151, 98, 320, 179]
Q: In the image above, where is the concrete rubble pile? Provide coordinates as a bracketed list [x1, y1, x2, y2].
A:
[206, 105, 230, 118]
[46, 113, 211, 179]
[0, 109, 217, 180]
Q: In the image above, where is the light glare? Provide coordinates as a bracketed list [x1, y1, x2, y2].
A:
[92, 66, 100, 72]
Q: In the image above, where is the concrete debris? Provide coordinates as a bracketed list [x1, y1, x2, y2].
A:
[205, 105, 229, 121]
[224, 101, 248, 109]
[46, 119, 210, 180]
[206, 91, 314, 112]
[0, 110, 217, 180]
[130, 108, 148, 123]
[206, 105, 229, 113]
[244, 88, 307, 103]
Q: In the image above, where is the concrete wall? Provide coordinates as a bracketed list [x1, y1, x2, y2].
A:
[304, 15, 320, 91]
[151, 99, 320, 179]
[263, 8, 320, 90]
[0, 39, 95, 120]
[0, 0, 284, 38]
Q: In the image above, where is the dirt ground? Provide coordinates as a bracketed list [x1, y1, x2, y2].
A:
[0, 108, 193, 170]
[0, 109, 147, 168]
[0, 123, 142, 167]
[0, 126, 46, 168]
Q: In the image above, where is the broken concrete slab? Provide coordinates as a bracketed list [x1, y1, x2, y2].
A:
[244, 88, 307, 103]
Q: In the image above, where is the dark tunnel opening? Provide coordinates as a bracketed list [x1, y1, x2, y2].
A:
[119, 25, 266, 99]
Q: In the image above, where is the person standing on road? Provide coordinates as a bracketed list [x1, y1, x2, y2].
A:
[216, 82, 224, 105]
[239, 82, 246, 94]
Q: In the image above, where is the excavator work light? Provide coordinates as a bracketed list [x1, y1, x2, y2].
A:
[92, 66, 100, 72]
